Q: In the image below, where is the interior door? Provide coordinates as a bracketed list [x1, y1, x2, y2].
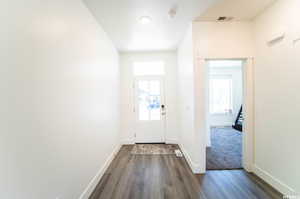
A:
[134, 77, 166, 143]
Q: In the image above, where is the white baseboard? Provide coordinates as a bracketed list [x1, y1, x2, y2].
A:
[178, 144, 204, 174]
[210, 124, 232, 127]
[79, 144, 122, 199]
[166, 139, 178, 144]
[120, 139, 135, 145]
[253, 165, 296, 196]
[121, 138, 178, 145]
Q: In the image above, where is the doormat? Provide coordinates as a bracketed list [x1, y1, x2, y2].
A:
[131, 144, 177, 155]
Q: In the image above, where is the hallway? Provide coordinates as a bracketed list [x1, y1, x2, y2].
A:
[89, 145, 282, 199]
[1, 0, 299, 198]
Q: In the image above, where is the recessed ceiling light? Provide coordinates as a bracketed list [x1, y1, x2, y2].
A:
[138, 16, 152, 24]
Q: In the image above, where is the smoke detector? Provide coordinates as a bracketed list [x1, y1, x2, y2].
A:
[168, 5, 178, 19]
[217, 16, 234, 22]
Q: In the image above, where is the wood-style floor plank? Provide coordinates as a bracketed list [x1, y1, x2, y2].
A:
[89, 145, 282, 199]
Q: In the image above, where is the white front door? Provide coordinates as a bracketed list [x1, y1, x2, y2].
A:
[134, 77, 166, 143]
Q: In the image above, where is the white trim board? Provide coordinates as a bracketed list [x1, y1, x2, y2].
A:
[121, 139, 178, 145]
[210, 124, 233, 128]
[178, 144, 202, 174]
[79, 144, 122, 199]
[253, 165, 297, 196]
[120, 139, 135, 145]
[166, 139, 178, 144]
[197, 58, 255, 173]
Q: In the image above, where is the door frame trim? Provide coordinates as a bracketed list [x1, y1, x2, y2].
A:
[195, 57, 254, 173]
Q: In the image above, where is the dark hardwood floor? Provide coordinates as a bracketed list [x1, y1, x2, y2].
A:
[89, 145, 282, 199]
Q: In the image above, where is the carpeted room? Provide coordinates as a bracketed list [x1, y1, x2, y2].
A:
[206, 60, 244, 170]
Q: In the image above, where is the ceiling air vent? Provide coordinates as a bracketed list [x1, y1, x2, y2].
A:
[217, 16, 233, 22]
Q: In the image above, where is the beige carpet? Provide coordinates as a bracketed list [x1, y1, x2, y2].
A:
[131, 144, 177, 155]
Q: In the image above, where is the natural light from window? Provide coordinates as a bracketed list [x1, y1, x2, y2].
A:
[137, 80, 161, 121]
[209, 76, 233, 114]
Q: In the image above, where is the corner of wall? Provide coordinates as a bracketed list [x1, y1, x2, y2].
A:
[178, 143, 205, 174]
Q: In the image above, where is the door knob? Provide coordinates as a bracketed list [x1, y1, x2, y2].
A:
[161, 105, 166, 115]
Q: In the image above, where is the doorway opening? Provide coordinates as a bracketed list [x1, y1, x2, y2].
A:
[206, 60, 244, 170]
[133, 61, 166, 144]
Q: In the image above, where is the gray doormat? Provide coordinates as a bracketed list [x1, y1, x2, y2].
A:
[131, 144, 177, 155]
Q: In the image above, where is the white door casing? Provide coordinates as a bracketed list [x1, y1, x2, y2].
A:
[197, 57, 254, 173]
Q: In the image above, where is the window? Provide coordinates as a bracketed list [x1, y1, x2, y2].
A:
[137, 80, 161, 121]
[133, 61, 165, 76]
[209, 75, 233, 114]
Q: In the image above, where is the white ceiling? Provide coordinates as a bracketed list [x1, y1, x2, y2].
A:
[196, 0, 276, 21]
[83, 0, 219, 52]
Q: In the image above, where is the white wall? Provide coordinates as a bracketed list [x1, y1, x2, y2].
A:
[120, 51, 178, 144]
[177, 25, 205, 172]
[209, 66, 243, 126]
[253, 0, 300, 195]
[0, 0, 120, 198]
[178, 21, 253, 172]
[193, 21, 254, 59]
[189, 3, 300, 195]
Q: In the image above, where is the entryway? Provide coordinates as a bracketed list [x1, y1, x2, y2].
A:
[206, 60, 244, 170]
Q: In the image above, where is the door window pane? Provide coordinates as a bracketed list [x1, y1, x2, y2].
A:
[149, 95, 160, 120]
[149, 80, 160, 95]
[138, 81, 150, 120]
[149, 80, 161, 120]
[137, 80, 161, 121]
